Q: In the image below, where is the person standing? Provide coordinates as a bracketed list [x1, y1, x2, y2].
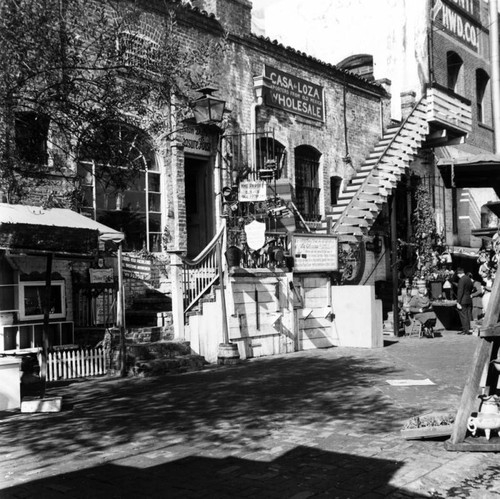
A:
[456, 267, 473, 335]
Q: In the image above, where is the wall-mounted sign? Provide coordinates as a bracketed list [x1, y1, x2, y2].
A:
[181, 125, 215, 156]
[432, 0, 480, 52]
[89, 268, 114, 284]
[292, 234, 338, 273]
[264, 65, 324, 122]
[238, 180, 267, 202]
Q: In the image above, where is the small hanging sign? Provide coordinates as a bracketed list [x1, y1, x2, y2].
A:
[245, 220, 266, 250]
[238, 181, 267, 202]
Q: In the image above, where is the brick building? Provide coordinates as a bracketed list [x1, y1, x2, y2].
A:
[1, 0, 486, 362]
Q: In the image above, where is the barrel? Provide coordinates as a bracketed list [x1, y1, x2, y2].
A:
[217, 342, 240, 365]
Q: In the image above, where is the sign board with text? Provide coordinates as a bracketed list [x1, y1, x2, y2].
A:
[238, 181, 267, 202]
[292, 234, 338, 273]
[432, 0, 480, 52]
[181, 126, 216, 156]
[264, 65, 324, 122]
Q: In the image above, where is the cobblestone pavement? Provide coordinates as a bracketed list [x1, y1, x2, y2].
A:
[1, 330, 500, 498]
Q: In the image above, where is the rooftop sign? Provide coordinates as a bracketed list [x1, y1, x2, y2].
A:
[264, 65, 324, 122]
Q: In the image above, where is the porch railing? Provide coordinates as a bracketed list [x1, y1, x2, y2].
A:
[181, 221, 226, 314]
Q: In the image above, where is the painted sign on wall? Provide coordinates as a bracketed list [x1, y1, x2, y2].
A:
[432, 0, 480, 52]
[264, 65, 324, 122]
[292, 234, 338, 272]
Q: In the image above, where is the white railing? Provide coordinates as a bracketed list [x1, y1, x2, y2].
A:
[44, 347, 107, 381]
[182, 221, 226, 314]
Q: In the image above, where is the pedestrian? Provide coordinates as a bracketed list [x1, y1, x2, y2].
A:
[469, 273, 484, 324]
[482, 273, 494, 317]
[408, 285, 436, 336]
[456, 267, 473, 334]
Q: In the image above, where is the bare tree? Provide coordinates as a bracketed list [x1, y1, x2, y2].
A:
[0, 0, 224, 205]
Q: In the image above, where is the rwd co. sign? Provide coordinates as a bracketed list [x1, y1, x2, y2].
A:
[432, 0, 480, 52]
[264, 65, 324, 122]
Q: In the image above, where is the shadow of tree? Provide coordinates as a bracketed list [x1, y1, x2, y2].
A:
[0, 352, 420, 463]
[0, 445, 432, 498]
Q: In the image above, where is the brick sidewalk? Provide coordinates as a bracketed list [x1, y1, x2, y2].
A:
[1, 330, 499, 498]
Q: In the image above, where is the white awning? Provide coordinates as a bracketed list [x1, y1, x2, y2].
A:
[0, 203, 124, 243]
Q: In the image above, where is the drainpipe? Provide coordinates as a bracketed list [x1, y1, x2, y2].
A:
[490, 0, 500, 152]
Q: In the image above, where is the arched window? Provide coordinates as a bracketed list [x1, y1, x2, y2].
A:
[476, 68, 491, 125]
[256, 137, 286, 180]
[77, 122, 161, 252]
[447, 51, 465, 95]
[295, 145, 321, 221]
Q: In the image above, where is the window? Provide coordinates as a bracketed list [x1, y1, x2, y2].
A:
[447, 51, 465, 95]
[19, 281, 66, 321]
[77, 122, 161, 252]
[256, 137, 286, 180]
[476, 69, 491, 125]
[118, 31, 160, 73]
[330, 176, 343, 205]
[15, 112, 49, 164]
[295, 145, 321, 221]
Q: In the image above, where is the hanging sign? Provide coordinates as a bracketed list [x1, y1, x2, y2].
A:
[238, 181, 267, 202]
[245, 220, 266, 251]
[264, 65, 324, 122]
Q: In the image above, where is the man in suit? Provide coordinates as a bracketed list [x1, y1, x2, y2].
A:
[456, 267, 473, 334]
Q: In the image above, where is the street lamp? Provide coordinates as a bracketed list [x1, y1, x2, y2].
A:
[191, 86, 226, 124]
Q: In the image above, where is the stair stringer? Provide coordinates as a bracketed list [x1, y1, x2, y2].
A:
[331, 97, 429, 240]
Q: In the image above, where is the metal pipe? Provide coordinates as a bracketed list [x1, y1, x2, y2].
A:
[490, 0, 500, 152]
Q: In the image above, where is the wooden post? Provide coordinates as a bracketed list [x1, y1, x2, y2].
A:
[446, 263, 500, 450]
[391, 195, 399, 335]
[40, 252, 53, 398]
[117, 243, 127, 378]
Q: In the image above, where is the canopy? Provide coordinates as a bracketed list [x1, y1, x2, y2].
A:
[0, 203, 124, 255]
[437, 154, 500, 194]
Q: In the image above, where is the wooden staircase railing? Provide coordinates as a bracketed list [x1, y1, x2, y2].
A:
[181, 221, 226, 315]
[330, 96, 429, 241]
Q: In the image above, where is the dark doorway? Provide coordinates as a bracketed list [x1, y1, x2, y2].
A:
[185, 156, 214, 257]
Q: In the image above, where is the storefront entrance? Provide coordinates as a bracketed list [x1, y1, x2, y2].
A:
[185, 156, 214, 257]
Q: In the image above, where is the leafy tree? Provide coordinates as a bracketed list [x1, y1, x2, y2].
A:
[0, 0, 225, 205]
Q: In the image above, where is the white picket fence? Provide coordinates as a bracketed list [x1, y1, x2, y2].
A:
[45, 347, 107, 382]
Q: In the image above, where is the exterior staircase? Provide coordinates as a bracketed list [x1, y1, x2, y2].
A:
[329, 96, 429, 240]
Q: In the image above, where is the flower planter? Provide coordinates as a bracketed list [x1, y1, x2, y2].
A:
[401, 412, 455, 440]
[401, 424, 454, 440]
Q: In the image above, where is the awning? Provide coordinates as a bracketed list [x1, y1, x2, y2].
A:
[437, 153, 500, 194]
[0, 203, 124, 256]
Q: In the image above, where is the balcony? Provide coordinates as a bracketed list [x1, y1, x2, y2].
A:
[425, 83, 472, 147]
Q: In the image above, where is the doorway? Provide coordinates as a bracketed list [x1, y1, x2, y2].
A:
[184, 156, 214, 257]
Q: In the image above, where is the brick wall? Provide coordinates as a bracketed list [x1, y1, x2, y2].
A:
[432, 27, 494, 152]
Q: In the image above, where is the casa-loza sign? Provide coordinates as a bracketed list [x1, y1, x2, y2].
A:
[265, 65, 324, 122]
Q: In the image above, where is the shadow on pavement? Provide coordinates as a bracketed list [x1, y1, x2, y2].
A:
[0, 353, 418, 463]
[0, 445, 430, 498]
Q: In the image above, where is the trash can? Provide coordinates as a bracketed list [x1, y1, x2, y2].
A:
[0, 356, 22, 410]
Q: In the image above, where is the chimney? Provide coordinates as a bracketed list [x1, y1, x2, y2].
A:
[191, 0, 252, 36]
